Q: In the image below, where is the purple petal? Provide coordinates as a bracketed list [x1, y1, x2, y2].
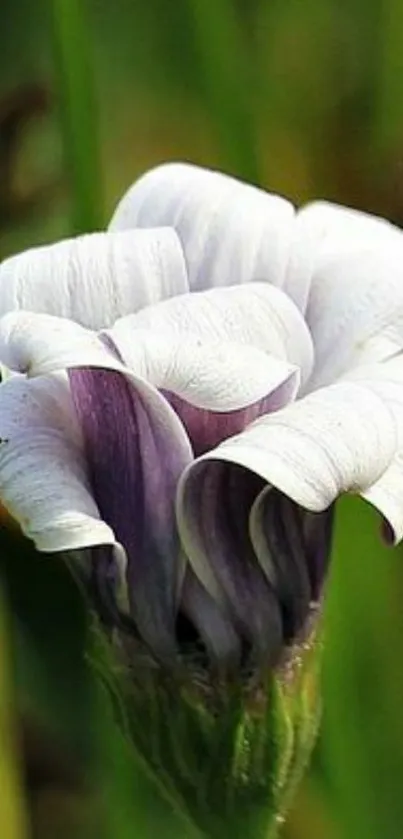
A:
[162, 375, 297, 457]
[257, 491, 313, 640]
[90, 545, 133, 631]
[68, 367, 191, 660]
[179, 568, 242, 669]
[257, 491, 334, 636]
[302, 505, 334, 598]
[184, 461, 284, 666]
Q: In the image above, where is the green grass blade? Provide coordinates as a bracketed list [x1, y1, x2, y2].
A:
[188, 0, 260, 184]
[0, 587, 29, 839]
[50, 0, 103, 233]
[372, 0, 403, 155]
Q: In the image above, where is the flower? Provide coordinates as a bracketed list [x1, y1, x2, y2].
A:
[0, 163, 403, 674]
[3, 162, 403, 835]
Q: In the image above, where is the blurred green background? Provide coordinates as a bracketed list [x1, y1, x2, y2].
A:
[2, 1, 403, 837]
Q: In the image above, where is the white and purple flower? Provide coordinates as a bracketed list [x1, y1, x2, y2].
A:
[1, 163, 403, 672]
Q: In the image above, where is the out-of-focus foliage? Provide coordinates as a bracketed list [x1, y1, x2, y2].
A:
[0, 586, 29, 839]
[3, 0, 403, 252]
[2, 1, 403, 837]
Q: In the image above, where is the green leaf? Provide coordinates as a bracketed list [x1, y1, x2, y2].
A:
[323, 497, 403, 839]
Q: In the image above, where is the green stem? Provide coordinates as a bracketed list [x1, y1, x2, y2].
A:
[50, 0, 103, 233]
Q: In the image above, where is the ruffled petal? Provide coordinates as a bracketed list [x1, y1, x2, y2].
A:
[109, 162, 296, 295]
[0, 311, 117, 376]
[0, 372, 115, 552]
[177, 381, 398, 620]
[291, 201, 403, 389]
[106, 322, 299, 455]
[362, 456, 403, 544]
[0, 228, 188, 329]
[341, 357, 403, 542]
[162, 381, 296, 458]
[0, 310, 195, 657]
[102, 281, 315, 454]
[107, 281, 314, 384]
[180, 381, 397, 510]
[106, 324, 299, 410]
[0, 309, 299, 459]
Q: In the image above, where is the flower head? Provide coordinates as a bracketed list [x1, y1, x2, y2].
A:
[1, 163, 403, 832]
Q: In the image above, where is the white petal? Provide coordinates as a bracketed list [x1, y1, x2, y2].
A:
[178, 380, 397, 514]
[292, 201, 403, 389]
[341, 357, 403, 542]
[108, 281, 314, 385]
[0, 312, 120, 376]
[0, 228, 188, 329]
[0, 373, 115, 552]
[1, 309, 298, 472]
[0, 308, 299, 412]
[177, 380, 398, 593]
[362, 456, 403, 543]
[108, 306, 300, 459]
[0, 308, 194, 453]
[106, 325, 299, 411]
[109, 162, 296, 295]
[0, 314, 194, 569]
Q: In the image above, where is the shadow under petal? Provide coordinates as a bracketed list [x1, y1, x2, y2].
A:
[256, 490, 312, 641]
[183, 461, 284, 669]
[253, 489, 335, 640]
[302, 504, 335, 599]
[162, 374, 298, 458]
[178, 567, 242, 673]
